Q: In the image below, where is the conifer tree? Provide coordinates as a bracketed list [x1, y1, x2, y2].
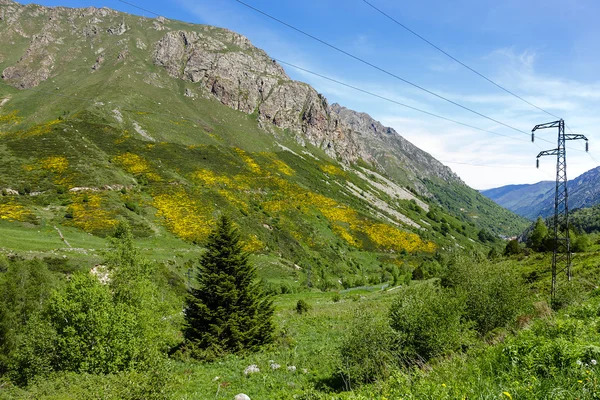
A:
[184, 215, 274, 355]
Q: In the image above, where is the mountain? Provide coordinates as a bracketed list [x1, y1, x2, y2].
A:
[481, 181, 555, 219]
[482, 166, 600, 220]
[0, 0, 527, 285]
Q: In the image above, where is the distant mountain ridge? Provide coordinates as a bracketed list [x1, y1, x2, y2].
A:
[482, 166, 600, 219]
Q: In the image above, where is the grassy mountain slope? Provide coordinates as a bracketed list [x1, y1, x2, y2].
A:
[0, 0, 527, 285]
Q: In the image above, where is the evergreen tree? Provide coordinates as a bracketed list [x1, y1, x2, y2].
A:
[184, 215, 274, 355]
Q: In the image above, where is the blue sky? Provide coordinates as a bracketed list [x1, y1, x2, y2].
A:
[21, 0, 600, 189]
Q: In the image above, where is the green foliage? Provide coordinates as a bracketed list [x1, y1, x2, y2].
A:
[2, 369, 174, 400]
[443, 256, 528, 335]
[296, 299, 311, 314]
[527, 217, 549, 251]
[477, 228, 496, 243]
[569, 203, 600, 234]
[504, 239, 522, 256]
[183, 215, 275, 356]
[389, 283, 474, 364]
[339, 307, 399, 387]
[0, 258, 59, 374]
[572, 232, 591, 253]
[487, 246, 500, 260]
[6, 223, 177, 385]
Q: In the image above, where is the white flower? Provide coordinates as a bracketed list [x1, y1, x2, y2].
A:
[592, 359, 597, 366]
[270, 363, 281, 370]
[577, 360, 583, 366]
[287, 365, 297, 372]
[212, 376, 220, 381]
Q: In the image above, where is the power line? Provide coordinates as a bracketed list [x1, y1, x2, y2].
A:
[4, 1, 590, 171]
[233, 0, 533, 138]
[115, 0, 573, 151]
[438, 160, 530, 169]
[362, 0, 561, 120]
[117, 0, 161, 17]
[565, 124, 600, 165]
[233, 0, 588, 154]
[274, 59, 527, 142]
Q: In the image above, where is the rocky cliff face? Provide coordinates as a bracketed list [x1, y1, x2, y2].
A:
[150, 27, 460, 191]
[0, 0, 460, 195]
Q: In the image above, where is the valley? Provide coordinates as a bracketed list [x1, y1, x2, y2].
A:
[1, 0, 600, 399]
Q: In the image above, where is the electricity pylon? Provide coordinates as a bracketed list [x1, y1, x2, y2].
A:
[533, 119, 588, 306]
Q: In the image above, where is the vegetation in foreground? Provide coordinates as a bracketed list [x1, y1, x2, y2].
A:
[0, 215, 599, 399]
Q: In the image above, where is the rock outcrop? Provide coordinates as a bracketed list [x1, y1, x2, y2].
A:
[0, 0, 461, 194]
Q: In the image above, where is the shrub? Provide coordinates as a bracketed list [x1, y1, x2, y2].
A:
[389, 283, 474, 364]
[442, 256, 528, 335]
[296, 299, 311, 314]
[504, 239, 521, 256]
[339, 307, 399, 387]
[8, 223, 177, 385]
[332, 292, 341, 303]
[572, 233, 591, 252]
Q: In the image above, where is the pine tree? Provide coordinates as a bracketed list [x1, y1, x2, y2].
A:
[184, 215, 274, 355]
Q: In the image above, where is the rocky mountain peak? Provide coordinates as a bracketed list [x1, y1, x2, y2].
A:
[0, 0, 463, 194]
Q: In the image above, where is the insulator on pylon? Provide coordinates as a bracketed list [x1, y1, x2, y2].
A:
[586, 141, 589, 152]
[531, 133, 535, 142]
[536, 158, 539, 169]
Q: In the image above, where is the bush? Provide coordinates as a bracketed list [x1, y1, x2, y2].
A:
[389, 283, 474, 364]
[504, 239, 522, 256]
[332, 292, 341, 303]
[7, 223, 178, 385]
[572, 233, 591, 252]
[296, 299, 311, 314]
[339, 308, 399, 387]
[442, 256, 528, 335]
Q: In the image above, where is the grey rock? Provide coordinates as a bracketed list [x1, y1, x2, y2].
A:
[107, 22, 127, 35]
[243, 364, 259, 376]
[91, 53, 104, 71]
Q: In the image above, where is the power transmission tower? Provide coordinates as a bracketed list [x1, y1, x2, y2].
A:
[533, 119, 588, 306]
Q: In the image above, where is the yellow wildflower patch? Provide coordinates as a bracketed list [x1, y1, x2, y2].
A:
[218, 189, 247, 211]
[0, 110, 23, 125]
[41, 156, 69, 173]
[113, 152, 150, 174]
[363, 223, 435, 253]
[67, 193, 118, 233]
[271, 159, 294, 176]
[320, 163, 345, 176]
[192, 169, 232, 186]
[332, 225, 360, 247]
[0, 202, 32, 222]
[243, 234, 264, 253]
[234, 148, 261, 174]
[113, 152, 161, 181]
[262, 178, 435, 252]
[153, 189, 212, 242]
[23, 119, 61, 137]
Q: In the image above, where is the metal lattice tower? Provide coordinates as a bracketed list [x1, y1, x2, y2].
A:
[533, 119, 588, 305]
